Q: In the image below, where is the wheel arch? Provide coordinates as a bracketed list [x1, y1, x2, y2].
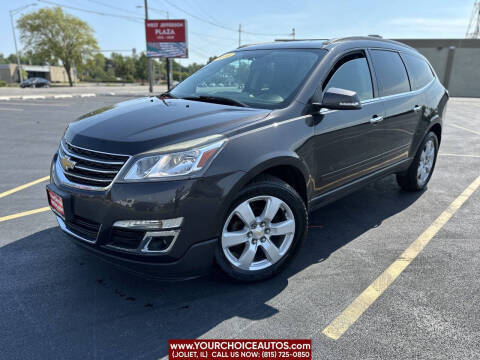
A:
[429, 122, 442, 145]
[215, 154, 311, 233]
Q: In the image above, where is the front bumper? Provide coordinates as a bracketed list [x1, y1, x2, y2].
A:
[57, 215, 217, 279]
[48, 153, 244, 278]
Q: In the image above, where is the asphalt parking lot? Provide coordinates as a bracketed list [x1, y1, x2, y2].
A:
[0, 96, 479, 359]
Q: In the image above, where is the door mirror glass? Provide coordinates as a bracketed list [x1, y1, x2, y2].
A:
[320, 87, 362, 110]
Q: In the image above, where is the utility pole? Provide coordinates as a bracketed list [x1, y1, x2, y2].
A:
[466, 0, 480, 38]
[144, 0, 153, 93]
[9, 4, 37, 83]
[9, 10, 23, 83]
[238, 24, 242, 47]
[165, 12, 172, 90]
[166, 58, 172, 90]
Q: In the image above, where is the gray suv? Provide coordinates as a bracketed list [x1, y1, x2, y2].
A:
[47, 37, 448, 281]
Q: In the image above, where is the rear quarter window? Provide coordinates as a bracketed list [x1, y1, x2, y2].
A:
[401, 53, 435, 90]
[370, 50, 410, 97]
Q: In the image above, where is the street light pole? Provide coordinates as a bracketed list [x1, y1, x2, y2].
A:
[144, 0, 153, 93]
[9, 4, 37, 84]
[9, 10, 23, 83]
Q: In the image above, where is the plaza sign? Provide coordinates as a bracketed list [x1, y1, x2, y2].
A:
[145, 19, 188, 58]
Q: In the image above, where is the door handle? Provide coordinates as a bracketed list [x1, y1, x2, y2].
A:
[370, 115, 383, 124]
[413, 105, 422, 112]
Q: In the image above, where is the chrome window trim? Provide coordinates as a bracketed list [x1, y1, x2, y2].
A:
[319, 77, 435, 115]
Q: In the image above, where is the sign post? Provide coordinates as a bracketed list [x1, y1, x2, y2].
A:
[145, 19, 188, 91]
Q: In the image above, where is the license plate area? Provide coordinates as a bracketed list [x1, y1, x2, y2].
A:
[48, 189, 64, 218]
[46, 184, 73, 221]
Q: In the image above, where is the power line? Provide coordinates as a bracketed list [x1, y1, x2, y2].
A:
[84, 0, 141, 17]
[189, 46, 213, 59]
[161, 0, 290, 36]
[37, 0, 143, 23]
[186, 0, 225, 25]
[189, 31, 236, 42]
[148, 6, 170, 17]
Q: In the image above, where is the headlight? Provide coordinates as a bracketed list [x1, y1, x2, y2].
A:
[123, 139, 226, 180]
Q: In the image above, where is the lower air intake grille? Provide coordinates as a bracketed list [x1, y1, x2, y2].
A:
[108, 228, 145, 250]
[65, 216, 101, 242]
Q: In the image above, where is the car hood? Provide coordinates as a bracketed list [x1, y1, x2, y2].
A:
[65, 97, 271, 155]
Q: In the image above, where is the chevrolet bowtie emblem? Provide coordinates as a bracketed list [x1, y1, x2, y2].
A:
[60, 155, 76, 171]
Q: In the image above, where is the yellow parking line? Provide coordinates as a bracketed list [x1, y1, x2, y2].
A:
[439, 153, 480, 158]
[0, 207, 50, 223]
[0, 176, 49, 199]
[322, 174, 480, 340]
[0, 107, 24, 111]
[449, 123, 480, 136]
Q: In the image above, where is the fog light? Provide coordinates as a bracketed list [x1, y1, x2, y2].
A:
[141, 230, 179, 253]
[113, 217, 183, 230]
[147, 236, 174, 251]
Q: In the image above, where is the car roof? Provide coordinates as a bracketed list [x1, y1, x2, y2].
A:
[235, 36, 418, 55]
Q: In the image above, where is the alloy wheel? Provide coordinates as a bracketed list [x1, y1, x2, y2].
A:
[221, 195, 296, 271]
[417, 138, 435, 187]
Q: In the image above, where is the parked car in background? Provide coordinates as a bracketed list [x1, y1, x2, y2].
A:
[47, 37, 448, 282]
[20, 77, 51, 88]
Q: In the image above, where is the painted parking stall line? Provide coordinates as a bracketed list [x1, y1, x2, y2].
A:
[322, 174, 480, 340]
[0, 207, 50, 223]
[0, 176, 50, 199]
[449, 123, 480, 136]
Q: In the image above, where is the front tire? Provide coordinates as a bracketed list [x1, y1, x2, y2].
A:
[215, 175, 307, 282]
[397, 131, 439, 191]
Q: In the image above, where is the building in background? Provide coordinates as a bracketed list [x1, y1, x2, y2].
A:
[394, 39, 480, 98]
[0, 64, 76, 83]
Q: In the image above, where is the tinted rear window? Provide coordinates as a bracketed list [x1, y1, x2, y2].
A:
[370, 50, 410, 97]
[401, 53, 434, 90]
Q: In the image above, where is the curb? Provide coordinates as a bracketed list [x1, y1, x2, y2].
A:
[0, 92, 148, 101]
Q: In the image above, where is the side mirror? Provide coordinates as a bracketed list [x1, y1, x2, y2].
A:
[314, 87, 362, 110]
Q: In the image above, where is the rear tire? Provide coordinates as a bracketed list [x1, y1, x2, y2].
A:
[215, 175, 307, 282]
[397, 131, 439, 191]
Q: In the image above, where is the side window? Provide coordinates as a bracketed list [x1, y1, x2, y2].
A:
[324, 54, 373, 101]
[401, 53, 434, 90]
[370, 50, 410, 97]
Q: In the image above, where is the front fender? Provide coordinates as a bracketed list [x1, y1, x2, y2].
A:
[212, 153, 311, 235]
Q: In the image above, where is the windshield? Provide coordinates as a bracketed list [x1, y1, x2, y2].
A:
[170, 49, 326, 109]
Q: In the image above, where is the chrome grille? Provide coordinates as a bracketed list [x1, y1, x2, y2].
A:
[59, 140, 129, 188]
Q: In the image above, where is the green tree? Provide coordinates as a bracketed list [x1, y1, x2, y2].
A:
[17, 7, 98, 86]
[80, 53, 107, 81]
[110, 53, 136, 82]
[135, 53, 148, 81]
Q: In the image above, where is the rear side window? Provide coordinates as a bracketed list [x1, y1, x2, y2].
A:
[324, 54, 373, 101]
[401, 53, 434, 90]
[370, 50, 410, 97]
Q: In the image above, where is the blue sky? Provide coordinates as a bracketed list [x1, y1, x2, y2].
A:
[0, 0, 475, 65]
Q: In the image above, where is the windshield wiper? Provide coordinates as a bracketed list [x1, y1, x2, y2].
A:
[158, 92, 177, 99]
[182, 95, 249, 108]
